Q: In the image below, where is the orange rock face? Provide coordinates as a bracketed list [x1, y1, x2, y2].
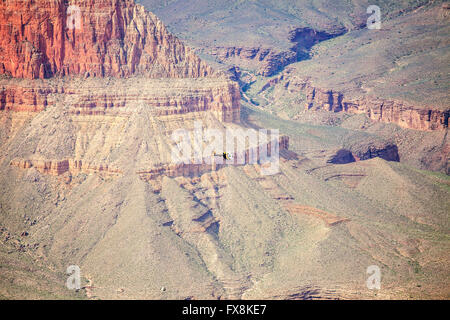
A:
[0, 0, 213, 79]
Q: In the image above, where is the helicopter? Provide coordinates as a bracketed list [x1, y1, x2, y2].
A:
[212, 151, 232, 160]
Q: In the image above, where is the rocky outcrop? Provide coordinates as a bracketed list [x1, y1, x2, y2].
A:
[346, 143, 400, 162]
[10, 158, 121, 175]
[288, 27, 344, 59]
[207, 46, 296, 77]
[0, 0, 213, 79]
[0, 83, 57, 112]
[261, 73, 449, 131]
[285, 204, 349, 226]
[318, 144, 399, 164]
[348, 100, 448, 132]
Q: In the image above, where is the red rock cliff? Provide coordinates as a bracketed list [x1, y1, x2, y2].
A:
[0, 0, 213, 79]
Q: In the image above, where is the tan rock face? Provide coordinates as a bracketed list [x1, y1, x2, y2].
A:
[65, 79, 241, 122]
[0, 77, 241, 122]
[0, 0, 213, 79]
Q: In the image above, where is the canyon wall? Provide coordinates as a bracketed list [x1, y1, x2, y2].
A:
[0, 0, 213, 79]
[261, 72, 449, 131]
[0, 78, 241, 122]
[66, 79, 241, 122]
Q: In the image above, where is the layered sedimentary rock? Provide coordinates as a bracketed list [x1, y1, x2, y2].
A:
[0, 82, 58, 112]
[66, 78, 241, 122]
[3, 75, 289, 181]
[0, 0, 213, 79]
[10, 158, 121, 176]
[0, 77, 241, 122]
[341, 99, 449, 131]
[261, 72, 449, 131]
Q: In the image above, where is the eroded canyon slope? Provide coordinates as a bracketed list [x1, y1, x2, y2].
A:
[0, 0, 449, 300]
